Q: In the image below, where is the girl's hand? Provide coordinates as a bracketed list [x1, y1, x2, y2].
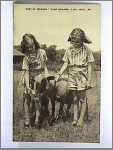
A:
[26, 87, 35, 95]
[55, 62, 67, 82]
[18, 78, 24, 87]
[87, 80, 91, 89]
[55, 73, 61, 82]
[21, 78, 25, 85]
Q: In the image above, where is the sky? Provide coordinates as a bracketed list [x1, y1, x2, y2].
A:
[14, 4, 100, 51]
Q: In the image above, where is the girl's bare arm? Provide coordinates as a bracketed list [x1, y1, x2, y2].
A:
[19, 70, 26, 86]
[58, 62, 68, 76]
[19, 70, 30, 89]
[44, 63, 48, 75]
[55, 62, 68, 81]
[87, 63, 92, 83]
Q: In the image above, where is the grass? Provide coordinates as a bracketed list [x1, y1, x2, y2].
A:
[13, 70, 100, 143]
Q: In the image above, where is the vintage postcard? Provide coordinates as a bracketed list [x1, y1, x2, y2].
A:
[13, 3, 101, 143]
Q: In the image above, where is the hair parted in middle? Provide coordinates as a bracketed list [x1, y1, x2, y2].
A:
[21, 33, 40, 54]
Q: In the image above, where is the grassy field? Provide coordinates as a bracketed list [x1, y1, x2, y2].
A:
[13, 71, 100, 143]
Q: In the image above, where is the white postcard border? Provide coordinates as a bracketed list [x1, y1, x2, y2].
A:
[1, 1, 112, 148]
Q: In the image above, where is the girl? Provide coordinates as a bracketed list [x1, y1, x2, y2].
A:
[56, 28, 95, 127]
[20, 34, 48, 127]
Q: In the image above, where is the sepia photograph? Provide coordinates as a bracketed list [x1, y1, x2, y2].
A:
[13, 3, 101, 143]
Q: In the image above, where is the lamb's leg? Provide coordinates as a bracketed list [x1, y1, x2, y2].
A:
[49, 99, 56, 125]
[56, 100, 64, 120]
[66, 102, 72, 118]
[59, 101, 64, 115]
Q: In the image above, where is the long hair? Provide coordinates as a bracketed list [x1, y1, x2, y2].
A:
[21, 34, 40, 54]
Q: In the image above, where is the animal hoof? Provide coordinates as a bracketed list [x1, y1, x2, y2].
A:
[35, 123, 41, 129]
[76, 121, 83, 127]
[49, 116, 56, 123]
[34, 121, 41, 129]
[56, 114, 64, 121]
[72, 120, 77, 126]
[56, 115, 60, 121]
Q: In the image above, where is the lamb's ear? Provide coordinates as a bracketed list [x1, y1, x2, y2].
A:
[47, 76, 55, 81]
[47, 76, 56, 87]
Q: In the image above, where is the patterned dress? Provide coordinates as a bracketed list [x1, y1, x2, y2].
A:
[22, 49, 48, 90]
[63, 44, 95, 91]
